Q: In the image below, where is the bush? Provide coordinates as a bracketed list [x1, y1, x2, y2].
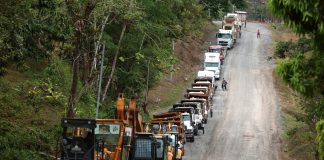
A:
[275, 40, 294, 58]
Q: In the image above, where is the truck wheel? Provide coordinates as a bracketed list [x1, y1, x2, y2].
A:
[192, 137, 195, 142]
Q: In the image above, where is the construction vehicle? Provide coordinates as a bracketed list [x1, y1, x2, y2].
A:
[222, 14, 239, 43]
[187, 93, 212, 120]
[151, 112, 185, 144]
[194, 77, 216, 92]
[204, 52, 221, 80]
[181, 99, 208, 124]
[234, 11, 247, 27]
[208, 45, 227, 64]
[191, 82, 213, 98]
[169, 104, 198, 142]
[179, 101, 205, 134]
[60, 118, 96, 160]
[59, 94, 163, 160]
[94, 94, 145, 160]
[148, 114, 185, 160]
[197, 70, 216, 89]
[217, 29, 234, 49]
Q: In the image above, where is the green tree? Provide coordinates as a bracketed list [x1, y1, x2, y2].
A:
[269, 0, 324, 158]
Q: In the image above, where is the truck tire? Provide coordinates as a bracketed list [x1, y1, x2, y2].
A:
[192, 136, 195, 142]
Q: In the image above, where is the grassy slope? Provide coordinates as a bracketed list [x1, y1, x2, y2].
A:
[146, 22, 217, 116]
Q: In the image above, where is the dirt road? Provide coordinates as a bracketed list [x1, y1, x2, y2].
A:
[183, 22, 281, 160]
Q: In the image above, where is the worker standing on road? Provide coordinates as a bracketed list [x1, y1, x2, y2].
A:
[221, 78, 228, 91]
[257, 29, 261, 38]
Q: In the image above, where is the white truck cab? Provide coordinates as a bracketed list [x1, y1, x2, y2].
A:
[204, 52, 221, 80]
[182, 113, 195, 141]
[217, 29, 234, 49]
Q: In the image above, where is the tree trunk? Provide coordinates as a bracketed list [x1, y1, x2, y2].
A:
[101, 22, 127, 102]
[67, 31, 81, 118]
[82, 51, 89, 84]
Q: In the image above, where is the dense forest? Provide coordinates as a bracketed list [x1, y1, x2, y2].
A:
[0, 0, 246, 159]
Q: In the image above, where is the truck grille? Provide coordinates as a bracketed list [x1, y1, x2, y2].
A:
[218, 41, 228, 46]
[134, 139, 152, 158]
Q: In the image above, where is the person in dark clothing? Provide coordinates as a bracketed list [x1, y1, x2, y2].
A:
[221, 78, 228, 91]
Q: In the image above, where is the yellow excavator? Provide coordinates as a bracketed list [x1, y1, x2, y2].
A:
[59, 94, 162, 160]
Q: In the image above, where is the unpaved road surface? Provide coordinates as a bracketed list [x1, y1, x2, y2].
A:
[183, 22, 281, 160]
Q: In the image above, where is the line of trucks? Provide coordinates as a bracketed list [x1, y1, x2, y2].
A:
[58, 45, 225, 160]
[58, 74, 215, 160]
[57, 11, 246, 160]
[217, 11, 247, 49]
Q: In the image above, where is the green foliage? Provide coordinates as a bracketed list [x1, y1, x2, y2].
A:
[203, 0, 247, 18]
[270, 0, 324, 158]
[274, 38, 311, 58]
[274, 40, 294, 58]
[317, 120, 324, 160]
[269, 0, 324, 45]
[0, 120, 61, 160]
[276, 55, 311, 96]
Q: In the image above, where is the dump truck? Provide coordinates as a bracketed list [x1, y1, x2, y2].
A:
[181, 99, 208, 125]
[187, 93, 212, 120]
[179, 101, 205, 134]
[222, 14, 239, 43]
[197, 70, 216, 89]
[217, 29, 234, 49]
[194, 76, 216, 93]
[191, 82, 214, 98]
[204, 52, 221, 79]
[148, 113, 186, 160]
[208, 45, 227, 64]
[169, 104, 198, 142]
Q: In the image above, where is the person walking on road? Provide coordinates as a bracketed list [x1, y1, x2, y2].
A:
[221, 78, 228, 91]
[257, 29, 261, 38]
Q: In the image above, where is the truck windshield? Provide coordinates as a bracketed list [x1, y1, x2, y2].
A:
[183, 115, 190, 121]
[95, 124, 121, 151]
[209, 48, 222, 53]
[224, 26, 232, 30]
[218, 33, 231, 39]
[204, 62, 219, 67]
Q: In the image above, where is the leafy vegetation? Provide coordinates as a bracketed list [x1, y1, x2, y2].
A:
[269, 0, 324, 159]
[201, 0, 247, 19]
